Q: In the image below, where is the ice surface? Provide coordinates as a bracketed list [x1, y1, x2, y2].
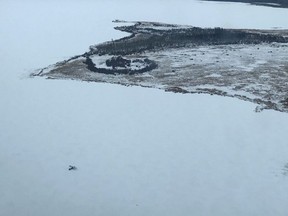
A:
[1, 0, 288, 216]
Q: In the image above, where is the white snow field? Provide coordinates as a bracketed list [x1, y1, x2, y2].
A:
[1, 0, 288, 216]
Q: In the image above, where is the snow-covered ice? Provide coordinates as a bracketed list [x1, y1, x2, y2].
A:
[1, 0, 288, 216]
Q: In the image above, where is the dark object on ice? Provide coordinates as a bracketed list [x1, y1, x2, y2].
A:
[68, 165, 77, 171]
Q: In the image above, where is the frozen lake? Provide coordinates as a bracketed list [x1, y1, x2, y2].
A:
[1, 0, 288, 215]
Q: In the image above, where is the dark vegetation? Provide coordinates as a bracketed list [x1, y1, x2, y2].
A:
[93, 23, 288, 56]
[106, 56, 131, 69]
[203, 0, 288, 8]
[84, 56, 157, 75]
[281, 98, 288, 108]
[165, 87, 190, 94]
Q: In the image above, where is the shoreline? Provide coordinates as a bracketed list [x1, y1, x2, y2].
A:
[33, 21, 288, 113]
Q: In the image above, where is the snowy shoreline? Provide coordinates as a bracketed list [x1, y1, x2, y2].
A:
[34, 21, 288, 113]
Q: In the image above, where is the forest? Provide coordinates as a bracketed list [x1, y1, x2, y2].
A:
[93, 24, 288, 56]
